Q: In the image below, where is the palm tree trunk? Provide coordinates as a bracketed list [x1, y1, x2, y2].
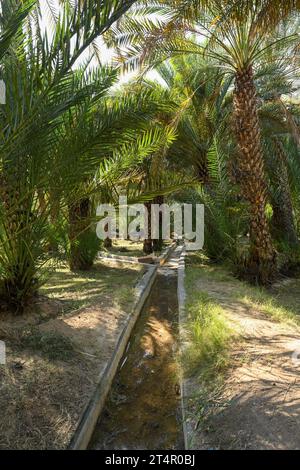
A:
[103, 223, 112, 248]
[233, 65, 277, 284]
[68, 197, 93, 271]
[143, 201, 153, 254]
[271, 138, 298, 246]
[152, 195, 164, 252]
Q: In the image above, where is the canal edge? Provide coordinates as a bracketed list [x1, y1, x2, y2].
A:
[179, 248, 203, 450]
[69, 244, 176, 450]
[178, 246, 188, 450]
[98, 241, 177, 266]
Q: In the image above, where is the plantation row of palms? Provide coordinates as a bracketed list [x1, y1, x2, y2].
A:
[0, 0, 300, 313]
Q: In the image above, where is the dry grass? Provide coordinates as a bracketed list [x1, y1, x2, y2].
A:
[0, 350, 87, 449]
[0, 260, 144, 449]
[40, 258, 143, 314]
[102, 239, 145, 257]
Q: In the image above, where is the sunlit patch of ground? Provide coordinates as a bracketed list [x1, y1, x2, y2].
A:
[0, 261, 144, 449]
[103, 239, 145, 257]
[102, 239, 172, 258]
[40, 259, 143, 314]
[183, 253, 300, 450]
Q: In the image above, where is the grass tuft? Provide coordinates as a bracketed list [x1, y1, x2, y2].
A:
[183, 291, 235, 381]
[234, 287, 300, 326]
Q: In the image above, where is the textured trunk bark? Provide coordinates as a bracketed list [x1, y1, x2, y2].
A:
[233, 65, 277, 284]
[271, 138, 298, 246]
[143, 201, 153, 254]
[152, 195, 164, 252]
[0, 175, 38, 312]
[68, 197, 93, 271]
[103, 223, 112, 249]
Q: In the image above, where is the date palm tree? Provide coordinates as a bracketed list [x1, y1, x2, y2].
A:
[0, 0, 155, 312]
[111, 0, 299, 283]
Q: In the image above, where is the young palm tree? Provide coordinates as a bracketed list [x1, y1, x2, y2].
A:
[0, 0, 149, 312]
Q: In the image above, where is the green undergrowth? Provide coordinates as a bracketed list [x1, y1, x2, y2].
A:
[187, 252, 300, 327]
[182, 290, 235, 382]
[183, 251, 300, 388]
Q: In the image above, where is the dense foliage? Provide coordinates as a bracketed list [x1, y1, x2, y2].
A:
[0, 0, 300, 312]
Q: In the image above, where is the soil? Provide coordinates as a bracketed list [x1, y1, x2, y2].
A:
[0, 260, 143, 449]
[186, 274, 300, 450]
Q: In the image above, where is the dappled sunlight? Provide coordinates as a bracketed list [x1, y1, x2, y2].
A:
[39, 261, 143, 314]
[185, 260, 300, 450]
[1, 0, 300, 452]
[90, 257, 183, 451]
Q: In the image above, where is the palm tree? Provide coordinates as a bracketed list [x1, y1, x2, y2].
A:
[255, 51, 300, 247]
[112, 0, 300, 283]
[0, 0, 148, 312]
[155, 56, 232, 185]
[62, 85, 176, 268]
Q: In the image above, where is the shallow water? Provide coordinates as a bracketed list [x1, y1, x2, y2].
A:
[90, 254, 184, 450]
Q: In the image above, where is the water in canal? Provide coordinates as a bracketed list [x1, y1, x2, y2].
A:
[90, 251, 184, 450]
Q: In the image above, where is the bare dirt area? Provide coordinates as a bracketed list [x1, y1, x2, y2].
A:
[0, 260, 143, 449]
[185, 260, 300, 450]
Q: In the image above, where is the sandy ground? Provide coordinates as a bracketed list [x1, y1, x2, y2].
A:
[0, 261, 143, 449]
[185, 276, 300, 450]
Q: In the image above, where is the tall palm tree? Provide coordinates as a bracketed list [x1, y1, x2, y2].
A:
[111, 0, 299, 283]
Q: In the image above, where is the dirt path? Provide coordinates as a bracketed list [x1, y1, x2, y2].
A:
[188, 277, 300, 450]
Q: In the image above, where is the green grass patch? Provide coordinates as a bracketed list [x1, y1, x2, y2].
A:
[182, 258, 239, 435]
[187, 252, 300, 327]
[233, 284, 300, 326]
[116, 286, 135, 309]
[183, 289, 235, 382]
